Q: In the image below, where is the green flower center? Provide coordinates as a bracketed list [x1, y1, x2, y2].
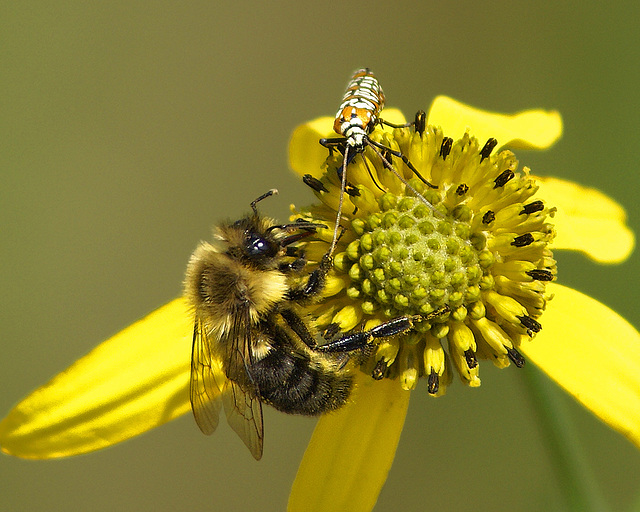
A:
[340, 192, 484, 320]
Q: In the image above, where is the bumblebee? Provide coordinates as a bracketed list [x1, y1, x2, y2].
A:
[185, 190, 418, 459]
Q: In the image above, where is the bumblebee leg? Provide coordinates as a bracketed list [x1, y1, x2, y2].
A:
[303, 253, 333, 296]
[287, 253, 333, 302]
[318, 315, 420, 353]
[279, 308, 318, 349]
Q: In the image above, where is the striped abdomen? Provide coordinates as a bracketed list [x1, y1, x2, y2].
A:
[332, 68, 386, 146]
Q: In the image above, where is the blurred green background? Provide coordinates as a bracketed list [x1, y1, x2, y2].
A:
[2, 2, 639, 511]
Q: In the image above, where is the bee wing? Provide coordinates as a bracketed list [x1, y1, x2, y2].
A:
[189, 315, 224, 435]
[221, 308, 264, 460]
[222, 379, 264, 460]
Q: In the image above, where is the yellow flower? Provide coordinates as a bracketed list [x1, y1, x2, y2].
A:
[286, 98, 637, 510]
[0, 96, 637, 512]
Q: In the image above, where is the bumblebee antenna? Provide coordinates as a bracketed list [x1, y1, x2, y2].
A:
[250, 189, 278, 215]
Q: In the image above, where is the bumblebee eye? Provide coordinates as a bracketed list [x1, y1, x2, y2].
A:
[246, 233, 278, 259]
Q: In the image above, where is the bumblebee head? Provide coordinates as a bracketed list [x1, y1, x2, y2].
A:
[216, 190, 328, 270]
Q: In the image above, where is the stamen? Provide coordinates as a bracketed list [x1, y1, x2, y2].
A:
[482, 211, 495, 225]
[414, 110, 427, 135]
[440, 137, 453, 159]
[521, 200, 544, 215]
[518, 315, 542, 333]
[345, 185, 361, 197]
[479, 138, 498, 162]
[464, 349, 478, 368]
[494, 169, 515, 188]
[303, 174, 328, 193]
[372, 359, 388, 380]
[456, 184, 469, 196]
[526, 269, 554, 281]
[427, 370, 439, 394]
[511, 233, 534, 247]
[506, 347, 526, 368]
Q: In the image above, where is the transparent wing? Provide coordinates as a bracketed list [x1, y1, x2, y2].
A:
[189, 316, 224, 435]
[221, 307, 264, 460]
[222, 379, 264, 460]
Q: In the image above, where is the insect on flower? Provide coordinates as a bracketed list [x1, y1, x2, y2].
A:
[319, 68, 438, 254]
[185, 189, 425, 459]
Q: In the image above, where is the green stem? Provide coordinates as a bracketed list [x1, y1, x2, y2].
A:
[522, 364, 610, 512]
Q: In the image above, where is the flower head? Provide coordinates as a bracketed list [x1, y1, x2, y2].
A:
[292, 116, 557, 394]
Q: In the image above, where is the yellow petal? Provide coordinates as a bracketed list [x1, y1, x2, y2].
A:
[288, 372, 410, 512]
[288, 109, 407, 179]
[520, 283, 640, 449]
[0, 298, 192, 459]
[536, 176, 635, 263]
[427, 95, 563, 151]
[288, 116, 336, 179]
